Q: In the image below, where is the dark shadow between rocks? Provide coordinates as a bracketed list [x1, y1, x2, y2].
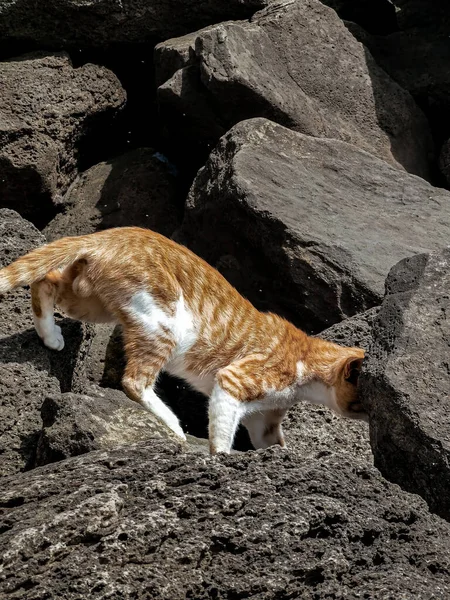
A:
[360, 44, 437, 184]
[322, 0, 398, 35]
[18, 430, 41, 471]
[0, 160, 59, 230]
[73, 44, 163, 172]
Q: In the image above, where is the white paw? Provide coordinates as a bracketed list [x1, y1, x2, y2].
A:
[172, 425, 187, 441]
[43, 326, 65, 351]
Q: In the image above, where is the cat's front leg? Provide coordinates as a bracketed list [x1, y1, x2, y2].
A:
[208, 384, 244, 454]
[121, 328, 186, 441]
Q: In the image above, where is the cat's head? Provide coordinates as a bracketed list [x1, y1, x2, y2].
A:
[330, 347, 366, 420]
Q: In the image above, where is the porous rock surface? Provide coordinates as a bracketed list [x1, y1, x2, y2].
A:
[361, 249, 450, 520]
[44, 148, 180, 241]
[0, 52, 126, 226]
[0, 0, 272, 52]
[178, 118, 450, 331]
[319, 307, 379, 353]
[1, 441, 450, 599]
[156, 0, 433, 177]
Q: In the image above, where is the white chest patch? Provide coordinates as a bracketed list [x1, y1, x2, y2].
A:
[128, 290, 197, 354]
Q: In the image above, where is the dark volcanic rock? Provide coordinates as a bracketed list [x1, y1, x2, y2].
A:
[319, 307, 379, 352]
[440, 139, 450, 185]
[35, 388, 191, 467]
[0, 0, 272, 53]
[361, 249, 450, 519]
[178, 118, 450, 332]
[156, 0, 433, 178]
[70, 324, 126, 395]
[44, 149, 180, 241]
[0, 210, 91, 476]
[0, 52, 125, 227]
[1, 442, 450, 598]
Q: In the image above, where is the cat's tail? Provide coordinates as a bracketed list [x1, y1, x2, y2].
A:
[0, 235, 90, 294]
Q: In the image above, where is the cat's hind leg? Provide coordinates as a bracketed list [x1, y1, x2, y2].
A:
[121, 325, 186, 441]
[31, 273, 64, 351]
[242, 409, 287, 450]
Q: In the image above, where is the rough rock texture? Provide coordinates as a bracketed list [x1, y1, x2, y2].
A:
[319, 307, 379, 353]
[178, 118, 450, 332]
[0, 210, 91, 476]
[440, 139, 450, 185]
[361, 249, 450, 520]
[35, 388, 195, 467]
[0, 52, 126, 226]
[1, 442, 450, 598]
[43, 149, 180, 241]
[156, 0, 433, 178]
[0, 0, 272, 52]
[70, 324, 125, 395]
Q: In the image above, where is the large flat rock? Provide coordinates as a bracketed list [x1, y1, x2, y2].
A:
[178, 118, 450, 331]
[0, 52, 125, 226]
[1, 442, 450, 598]
[156, 0, 433, 177]
[361, 249, 450, 520]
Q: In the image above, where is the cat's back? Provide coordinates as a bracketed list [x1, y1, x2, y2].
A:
[88, 226, 248, 314]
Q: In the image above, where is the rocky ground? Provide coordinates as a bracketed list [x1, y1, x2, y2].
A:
[0, 0, 449, 598]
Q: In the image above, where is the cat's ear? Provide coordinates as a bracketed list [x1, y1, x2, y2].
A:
[342, 349, 365, 383]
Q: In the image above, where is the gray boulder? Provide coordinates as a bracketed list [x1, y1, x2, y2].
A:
[35, 388, 197, 467]
[361, 249, 450, 520]
[44, 149, 180, 241]
[1, 442, 450, 598]
[0, 52, 126, 226]
[0, 0, 272, 51]
[156, 0, 433, 178]
[178, 118, 450, 331]
[0, 210, 90, 476]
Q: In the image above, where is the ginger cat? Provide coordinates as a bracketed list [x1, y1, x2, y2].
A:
[0, 227, 366, 453]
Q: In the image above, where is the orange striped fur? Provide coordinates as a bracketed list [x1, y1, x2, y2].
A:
[0, 227, 365, 453]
